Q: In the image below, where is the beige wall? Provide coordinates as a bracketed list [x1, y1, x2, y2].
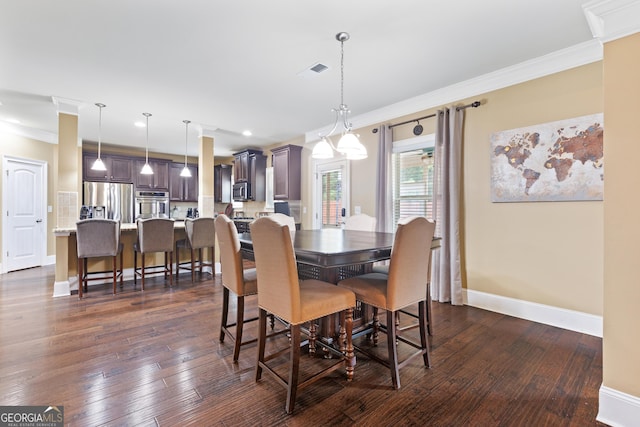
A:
[343, 62, 603, 316]
[602, 32, 640, 397]
[0, 132, 58, 258]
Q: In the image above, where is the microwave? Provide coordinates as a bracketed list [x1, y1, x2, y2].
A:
[233, 182, 250, 201]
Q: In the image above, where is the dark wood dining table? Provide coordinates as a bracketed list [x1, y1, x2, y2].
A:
[237, 228, 397, 283]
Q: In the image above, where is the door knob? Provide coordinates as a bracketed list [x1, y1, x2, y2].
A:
[36, 219, 43, 223]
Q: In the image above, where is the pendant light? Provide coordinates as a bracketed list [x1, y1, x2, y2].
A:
[91, 103, 107, 171]
[140, 112, 154, 175]
[312, 32, 367, 160]
[180, 120, 192, 177]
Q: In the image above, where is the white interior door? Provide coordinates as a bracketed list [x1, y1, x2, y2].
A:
[2, 156, 46, 272]
[313, 159, 350, 229]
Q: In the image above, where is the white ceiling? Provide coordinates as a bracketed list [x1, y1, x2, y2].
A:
[0, 0, 597, 158]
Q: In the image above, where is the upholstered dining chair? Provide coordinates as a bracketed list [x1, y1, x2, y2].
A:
[215, 214, 261, 362]
[76, 219, 123, 298]
[175, 217, 216, 283]
[344, 213, 377, 232]
[250, 216, 356, 414]
[270, 212, 296, 241]
[337, 216, 435, 389]
[133, 217, 175, 290]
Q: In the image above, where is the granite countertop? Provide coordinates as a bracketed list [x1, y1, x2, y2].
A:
[53, 221, 186, 234]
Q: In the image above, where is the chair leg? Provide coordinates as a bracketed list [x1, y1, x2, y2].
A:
[112, 256, 117, 295]
[233, 295, 245, 362]
[119, 250, 124, 289]
[419, 300, 431, 368]
[77, 257, 83, 299]
[286, 324, 301, 414]
[141, 253, 145, 291]
[169, 251, 173, 286]
[308, 322, 316, 356]
[372, 307, 380, 345]
[387, 310, 401, 389]
[426, 284, 433, 336]
[256, 308, 267, 382]
[83, 258, 88, 293]
[220, 287, 230, 343]
[190, 248, 195, 283]
[198, 248, 203, 274]
[133, 250, 138, 285]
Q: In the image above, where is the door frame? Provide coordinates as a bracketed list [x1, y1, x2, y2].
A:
[2, 155, 48, 274]
[312, 158, 350, 230]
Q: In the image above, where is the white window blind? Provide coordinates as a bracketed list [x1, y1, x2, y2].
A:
[392, 136, 435, 227]
[320, 168, 343, 227]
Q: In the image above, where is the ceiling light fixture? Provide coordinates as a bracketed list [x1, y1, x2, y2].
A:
[140, 112, 154, 175]
[91, 103, 107, 171]
[312, 32, 367, 160]
[180, 120, 192, 178]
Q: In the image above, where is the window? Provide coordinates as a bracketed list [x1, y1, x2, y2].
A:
[314, 159, 349, 229]
[392, 135, 435, 227]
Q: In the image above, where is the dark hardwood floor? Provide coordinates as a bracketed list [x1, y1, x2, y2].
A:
[0, 266, 605, 426]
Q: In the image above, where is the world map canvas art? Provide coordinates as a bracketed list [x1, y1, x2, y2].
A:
[490, 113, 603, 202]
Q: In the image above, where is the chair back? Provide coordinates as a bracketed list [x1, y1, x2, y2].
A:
[250, 216, 300, 323]
[185, 217, 216, 249]
[136, 218, 174, 253]
[214, 215, 245, 295]
[76, 219, 120, 258]
[344, 213, 377, 232]
[386, 216, 435, 310]
[270, 213, 296, 241]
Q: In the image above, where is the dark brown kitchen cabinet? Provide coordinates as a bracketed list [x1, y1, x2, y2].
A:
[214, 164, 232, 203]
[169, 163, 198, 202]
[134, 159, 170, 190]
[272, 144, 302, 200]
[83, 154, 133, 183]
[232, 149, 266, 201]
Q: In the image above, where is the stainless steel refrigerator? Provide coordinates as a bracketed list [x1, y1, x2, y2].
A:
[83, 182, 135, 223]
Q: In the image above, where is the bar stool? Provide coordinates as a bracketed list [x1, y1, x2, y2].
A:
[175, 217, 216, 282]
[75, 219, 123, 298]
[133, 218, 175, 290]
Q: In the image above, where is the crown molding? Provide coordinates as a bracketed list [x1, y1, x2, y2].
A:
[305, 40, 602, 143]
[198, 125, 219, 139]
[0, 121, 57, 144]
[51, 96, 84, 116]
[583, 0, 640, 42]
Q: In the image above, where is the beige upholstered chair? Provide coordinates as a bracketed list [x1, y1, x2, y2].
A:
[76, 219, 123, 298]
[338, 216, 435, 389]
[344, 213, 377, 231]
[133, 218, 175, 290]
[215, 214, 260, 362]
[270, 212, 296, 241]
[250, 216, 356, 414]
[175, 217, 216, 282]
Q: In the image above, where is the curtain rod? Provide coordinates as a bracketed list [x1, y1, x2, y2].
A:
[388, 100, 482, 129]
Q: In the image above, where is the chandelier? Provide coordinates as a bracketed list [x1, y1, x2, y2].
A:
[140, 112, 154, 175]
[312, 32, 367, 160]
[91, 103, 107, 171]
[180, 120, 192, 177]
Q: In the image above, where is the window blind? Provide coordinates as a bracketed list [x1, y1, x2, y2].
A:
[321, 168, 343, 227]
[392, 148, 434, 225]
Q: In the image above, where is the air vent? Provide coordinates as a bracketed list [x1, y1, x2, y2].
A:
[297, 62, 330, 79]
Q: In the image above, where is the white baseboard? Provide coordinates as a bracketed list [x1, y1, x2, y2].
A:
[598, 385, 640, 427]
[463, 289, 603, 337]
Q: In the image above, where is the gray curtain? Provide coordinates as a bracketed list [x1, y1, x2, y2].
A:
[432, 107, 464, 305]
[375, 125, 393, 232]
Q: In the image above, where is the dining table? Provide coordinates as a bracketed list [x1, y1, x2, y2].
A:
[237, 227, 441, 340]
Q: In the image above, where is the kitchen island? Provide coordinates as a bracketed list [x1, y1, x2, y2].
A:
[52, 221, 191, 297]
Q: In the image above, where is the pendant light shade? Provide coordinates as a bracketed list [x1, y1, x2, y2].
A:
[180, 119, 192, 178]
[140, 112, 154, 175]
[91, 103, 108, 171]
[312, 32, 367, 160]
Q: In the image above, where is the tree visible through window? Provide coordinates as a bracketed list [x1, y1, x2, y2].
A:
[393, 147, 434, 226]
[321, 168, 343, 227]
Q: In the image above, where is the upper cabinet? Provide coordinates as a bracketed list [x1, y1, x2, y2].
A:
[83, 153, 133, 183]
[134, 159, 170, 190]
[233, 149, 267, 201]
[214, 164, 232, 203]
[272, 145, 302, 200]
[169, 163, 198, 202]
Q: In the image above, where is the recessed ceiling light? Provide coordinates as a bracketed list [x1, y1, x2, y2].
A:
[242, 130, 252, 137]
[134, 121, 146, 128]
[5, 118, 21, 124]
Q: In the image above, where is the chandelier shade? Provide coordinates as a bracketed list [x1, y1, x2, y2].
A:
[312, 32, 367, 160]
[91, 103, 108, 171]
